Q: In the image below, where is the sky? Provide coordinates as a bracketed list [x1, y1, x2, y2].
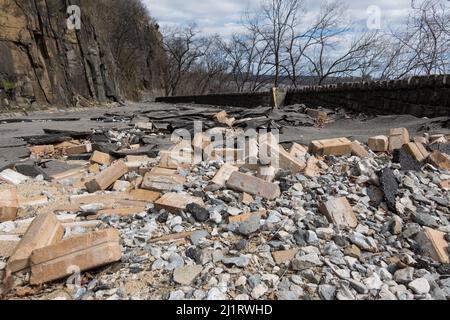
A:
[144, 0, 415, 37]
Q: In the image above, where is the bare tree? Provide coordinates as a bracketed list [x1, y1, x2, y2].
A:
[390, 0, 450, 76]
[301, 1, 381, 85]
[223, 33, 272, 92]
[194, 35, 230, 94]
[247, 0, 304, 87]
[161, 24, 205, 96]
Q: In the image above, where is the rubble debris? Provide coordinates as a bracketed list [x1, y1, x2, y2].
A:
[228, 210, 266, 223]
[30, 229, 122, 285]
[173, 265, 203, 285]
[403, 142, 430, 162]
[413, 136, 428, 144]
[428, 151, 450, 170]
[7, 212, 64, 273]
[368, 135, 389, 152]
[428, 143, 450, 155]
[238, 213, 261, 236]
[29, 145, 55, 156]
[90, 151, 115, 166]
[304, 156, 321, 177]
[0, 189, 18, 222]
[272, 249, 299, 265]
[141, 170, 186, 191]
[186, 203, 210, 222]
[306, 108, 328, 120]
[439, 180, 449, 190]
[415, 227, 449, 264]
[378, 168, 399, 213]
[0, 102, 449, 300]
[0, 169, 28, 185]
[127, 189, 161, 202]
[392, 149, 421, 171]
[85, 160, 128, 192]
[257, 166, 277, 182]
[308, 138, 352, 156]
[215, 111, 235, 127]
[226, 172, 281, 200]
[211, 163, 239, 186]
[154, 193, 204, 214]
[0, 235, 21, 257]
[319, 197, 358, 229]
[65, 143, 92, 155]
[289, 143, 308, 159]
[240, 193, 254, 205]
[388, 128, 410, 151]
[350, 140, 369, 158]
[14, 160, 48, 179]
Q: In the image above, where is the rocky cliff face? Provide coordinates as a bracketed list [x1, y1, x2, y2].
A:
[0, 0, 163, 108]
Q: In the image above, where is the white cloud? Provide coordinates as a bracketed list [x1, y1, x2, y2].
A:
[145, 0, 413, 37]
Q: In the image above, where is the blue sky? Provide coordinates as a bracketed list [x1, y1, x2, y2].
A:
[144, 0, 414, 37]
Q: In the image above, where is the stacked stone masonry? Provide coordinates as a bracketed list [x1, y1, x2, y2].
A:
[156, 75, 450, 118]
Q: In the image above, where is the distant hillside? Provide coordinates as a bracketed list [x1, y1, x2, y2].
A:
[0, 0, 165, 109]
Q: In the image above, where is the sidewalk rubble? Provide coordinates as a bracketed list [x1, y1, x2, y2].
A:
[0, 105, 449, 301]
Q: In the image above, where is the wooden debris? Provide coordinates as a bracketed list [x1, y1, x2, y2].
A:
[0, 189, 18, 222]
[85, 160, 128, 193]
[319, 197, 358, 229]
[30, 229, 122, 285]
[226, 172, 281, 200]
[7, 212, 64, 273]
[154, 193, 204, 214]
[309, 138, 352, 156]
